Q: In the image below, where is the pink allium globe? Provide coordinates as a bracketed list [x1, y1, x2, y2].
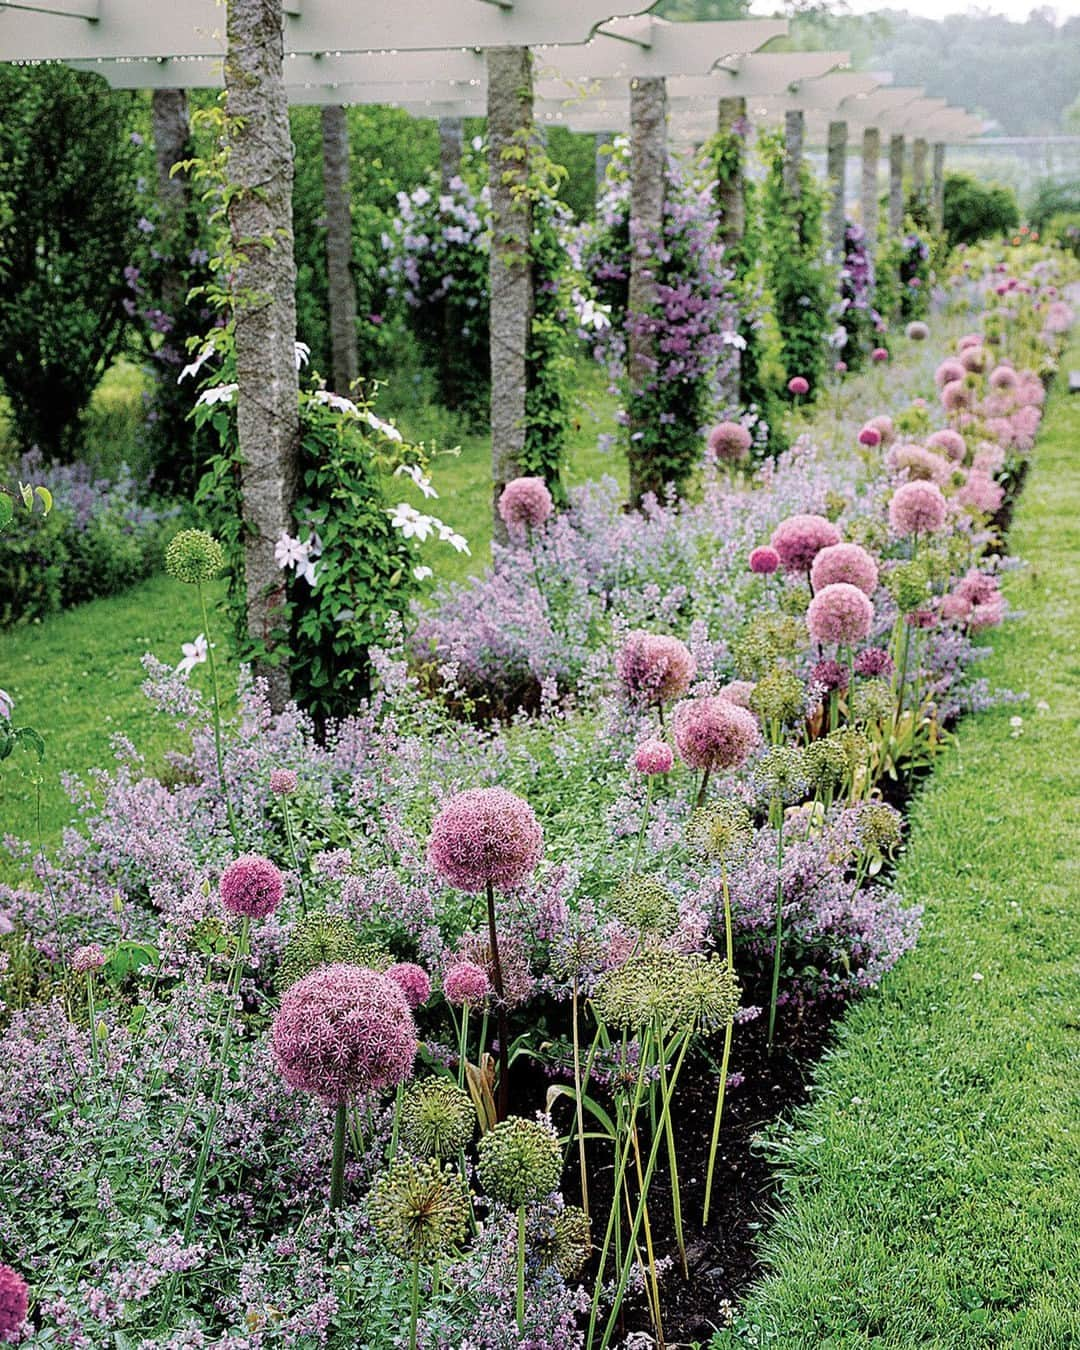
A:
[889, 481, 948, 537]
[717, 680, 756, 709]
[810, 542, 879, 597]
[956, 470, 1005, 516]
[989, 365, 1019, 391]
[857, 424, 882, 448]
[615, 630, 696, 706]
[810, 659, 849, 693]
[442, 959, 491, 1007]
[926, 429, 966, 461]
[959, 346, 986, 373]
[633, 738, 674, 775]
[934, 358, 965, 389]
[956, 570, 999, 607]
[270, 768, 298, 796]
[871, 347, 889, 364]
[428, 787, 543, 893]
[957, 333, 982, 351]
[905, 321, 929, 341]
[672, 696, 761, 773]
[749, 545, 780, 575]
[968, 594, 1006, 631]
[787, 375, 810, 396]
[865, 415, 895, 446]
[770, 514, 842, 575]
[387, 962, 432, 1010]
[835, 360, 848, 374]
[855, 646, 894, 678]
[497, 477, 553, 539]
[0, 1265, 28, 1343]
[707, 420, 752, 465]
[886, 443, 950, 484]
[807, 583, 875, 645]
[71, 944, 107, 974]
[273, 963, 417, 1103]
[220, 855, 285, 919]
[941, 591, 973, 623]
[941, 379, 972, 414]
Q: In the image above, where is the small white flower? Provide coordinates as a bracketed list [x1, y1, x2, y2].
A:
[177, 634, 208, 677]
[195, 383, 238, 407]
[722, 330, 748, 350]
[177, 345, 216, 383]
[366, 410, 404, 443]
[0, 688, 13, 720]
[413, 565, 434, 581]
[972, 971, 984, 983]
[313, 389, 359, 415]
[274, 533, 309, 570]
[394, 463, 438, 499]
[294, 340, 311, 370]
[437, 522, 470, 554]
[1009, 715, 1024, 738]
[296, 555, 319, 587]
[389, 503, 434, 541]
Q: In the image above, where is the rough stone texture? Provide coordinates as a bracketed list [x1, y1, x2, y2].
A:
[888, 133, 905, 236]
[783, 109, 804, 201]
[627, 75, 667, 505]
[932, 142, 946, 233]
[861, 126, 881, 246]
[912, 136, 928, 208]
[826, 119, 848, 260]
[487, 46, 534, 544]
[438, 116, 464, 190]
[321, 104, 358, 394]
[716, 96, 746, 251]
[150, 88, 192, 319]
[225, 0, 299, 711]
[595, 131, 613, 201]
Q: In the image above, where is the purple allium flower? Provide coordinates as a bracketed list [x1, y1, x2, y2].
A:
[427, 788, 543, 893]
[717, 679, 756, 709]
[941, 379, 972, 413]
[0, 1265, 28, 1342]
[865, 414, 895, 446]
[387, 962, 432, 1010]
[886, 444, 950, 484]
[71, 944, 107, 974]
[270, 768, 299, 796]
[889, 481, 948, 537]
[633, 738, 674, 775]
[707, 420, 752, 465]
[749, 545, 781, 575]
[442, 960, 490, 1006]
[855, 647, 894, 678]
[959, 345, 986, 373]
[272, 963, 417, 1103]
[220, 854, 285, 919]
[905, 321, 929, 341]
[672, 696, 761, 773]
[787, 375, 809, 396]
[926, 429, 966, 461]
[858, 425, 882, 448]
[835, 360, 848, 373]
[807, 583, 875, 645]
[934, 358, 966, 388]
[770, 514, 842, 575]
[871, 346, 889, 363]
[810, 659, 849, 694]
[989, 365, 1018, 390]
[968, 593, 1006, 631]
[956, 469, 1004, 515]
[498, 477, 553, 539]
[810, 543, 879, 597]
[615, 630, 696, 707]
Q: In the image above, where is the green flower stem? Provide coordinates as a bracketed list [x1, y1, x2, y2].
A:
[198, 581, 238, 847]
[656, 1043, 687, 1280]
[281, 796, 307, 916]
[895, 616, 913, 721]
[702, 862, 735, 1227]
[629, 1121, 665, 1342]
[572, 977, 589, 1219]
[86, 972, 99, 1074]
[767, 809, 786, 1054]
[408, 1255, 421, 1350]
[457, 1001, 470, 1091]
[330, 1098, 349, 1209]
[485, 879, 511, 1121]
[631, 777, 655, 875]
[516, 1204, 527, 1333]
[388, 1083, 404, 1163]
[696, 765, 711, 809]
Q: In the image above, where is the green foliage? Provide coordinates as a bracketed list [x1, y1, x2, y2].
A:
[1028, 177, 1080, 231]
[0, 65, 141, 459]
[1045, 211, 1080, 259]
[876, 219, 933, 326]
[942, 173, 1021, 248]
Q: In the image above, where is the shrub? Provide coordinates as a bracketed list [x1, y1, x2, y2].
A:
[1027, 176, 1080, 232]
[942, 172, 1021, 247]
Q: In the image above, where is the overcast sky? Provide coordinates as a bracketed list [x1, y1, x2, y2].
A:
[748, 1, 1080, 18]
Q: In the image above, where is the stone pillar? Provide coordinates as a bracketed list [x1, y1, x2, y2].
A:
[932, 141, 946, 233]
[595, 131, 612, 201]
[438, 116, 464, 190]
[827, 119, 848, 260]
[150, 88, 192, 320]
[225, 0, 300, 711]
[321, 105, 358, 394]
[888, 132, 905, 236]
[861, 126, 880, 247]
[912, 136, 928, 208]
[716, 95, 746, 253]
[784, 108, 804, 200]
[626, 75, 667, 505]
[486, 46, 534, 543]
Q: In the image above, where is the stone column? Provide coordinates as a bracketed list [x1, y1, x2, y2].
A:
[716, 95, 746, 253]
[321, 104, 358, 394]
[932, 141, 947, 233]
[595, 131, 613, 201]
[827, 119, 848, 260]
[861, 126, 881, 247]
[150, 88, 192, 320]
[225, 0, 300, 711]
[784, 108, 804, 200]
[912, 136, 928, 209]
[888, 132, 905, 236]
[438, 116, 464, 190]
[626, 75, 667, 505]
[486, 46, 534, 543]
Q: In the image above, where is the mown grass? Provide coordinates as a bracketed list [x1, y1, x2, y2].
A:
[716, 342, 1080, 1349]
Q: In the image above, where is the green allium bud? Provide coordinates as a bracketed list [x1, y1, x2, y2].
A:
[676, 952, 741, 1031]
[847, 517, 889, 555]
[400, 1078, 476, 1161]
[755, 746, 809, 804]
[837, 727, 871, 775]
[277, 912, 386, 991]
[593, 950, 739, 1032]
[685, 799, 752, 863]
[165, 528, 225, 585]
[779, 582, 812, 617]
[477, 1117, 562, 1209]
[370, 1157, 470, 1263]
[803, 737, 848, 792]
[886, 560, 930, 615]
[750, 667, 806, 727]
[823, 490, 847, 523]
[733, 614, 806, 680]
[851, 678, 895, 727]
[610, 874, 679, 936]
[535, 1206, 592, 1280]
[859, 802, 902, 855]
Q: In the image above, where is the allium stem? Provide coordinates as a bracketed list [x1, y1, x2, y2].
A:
[408, 1255, 421, 1350]
[630, 1121, 665, 1341]
[656, 1043, 687, 1281]
[632, 777, 655, 875]
[485, 880, 511, 1121]
[86, 973, 99, 1075]
[572, 977, 589, 1219]
[281, 796, 307, 916]
[702, 862, 734, 1227]
[696, 765, 711, 809]
[198, 581, 238, 846]
[767, 812, 786, 1054]
[330, 1098, 348, 1210]
[457, 1002, 470, 1091]
[515, 1204, 527, 1333]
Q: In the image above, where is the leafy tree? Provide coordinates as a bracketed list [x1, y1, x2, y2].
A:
[942, 173, 1020, 247]
[0, 66, 140, 459]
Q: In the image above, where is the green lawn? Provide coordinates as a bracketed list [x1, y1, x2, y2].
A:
[718, 343, 1080, 1348]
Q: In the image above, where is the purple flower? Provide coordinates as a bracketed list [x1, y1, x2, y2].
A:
[0, 1265, 28, 1343]
[855, 647, 894, 678]
[442, 960, 490, 1006]
[498, 477, 553, 540]
[889, 481, 948, 537]
[220, 855, 285, 919]
[71, 944, 107, 974]
[810, 543, 879, 597]
[770, 514, 842, 575]
[269, 769, 298, 796]
[386, 962, 432, 1010]
[428, 788, 543, 893]
[807, 583, 875, 645]
[810, 659, 849, 694]
[615, 631, 696, 707]
[749, 545, 781, 575]
[673, 696, 761, 772]
[633, 738, 674, 775]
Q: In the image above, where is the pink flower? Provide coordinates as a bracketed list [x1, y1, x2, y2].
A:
[857, 425, 882, 448]
[749, 545, 780, 575]
[969, 594, 1006, 631]
[959, 345, 986, 373]
[941, 591, 973, 623]
[810, 542, 879, 596]
[717, 680, 756, 709]
[855, 647, 893, 677]
[934, 359, 965, 389]
[905, 321, 929, 341]
[615, 631, 696, 706]
[442, 959, 491, 1007]
[989, 364, 1018, 390]
[498, 477, 553, 539]
[864, 415, 895, 446]
[871, 346, 889, 363]
[835, 360, 848, 374]
[810, 659, 849, 693]
[770, 514, 842, 575]
[941, 379, 972, 414]
[956, 570, 999, 607]
[787, 376, 809, 396]
[889, 481, 948, 537]
[220, 855, 285, 919]
[886, 444, 950, 484]
[0, 1265, 28, 1343]
[955, 470, 1004, 516]
[71, 944, 107, 974]
[270, 768, 298, 796]
[428, 787, 543, 893]
[926, 429, 966, 461]
[672, 696, 761, 772]
[957, 333, 982, 351]
[387, 962, 432, 1010]
[807, 582, 875, 645]
[273, 964, 417, 1103]
[707, 421, 752, 465]
[633, 739, 674, 775]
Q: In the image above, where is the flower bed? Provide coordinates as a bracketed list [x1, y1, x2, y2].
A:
[0, 244, 1074, 1347]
